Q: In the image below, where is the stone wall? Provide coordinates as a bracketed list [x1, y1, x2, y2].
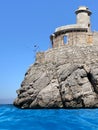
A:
[93, 32, 98, 45]
[36, 44, 98, 65]
[45, 45, 98, 63]
[36, 31, 98, 64]
[52, 35, 64, 48]
[51, 31, 95, 48]
[36, 52, 45, 63]
[67, 32, 88, 45]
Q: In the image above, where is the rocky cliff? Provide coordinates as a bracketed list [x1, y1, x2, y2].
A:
[14, 44, 98, 109]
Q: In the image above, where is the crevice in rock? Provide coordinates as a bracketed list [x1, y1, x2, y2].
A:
[87, 72, 96, 93]
[56, 66, 85, 108]
[74, 96, 85, 108]
[54, 67, 65, 108]
[55, 71, 65, 108]
[56, 78, 65, 108]
[58, 85, 65, 108]
[81, 99, 85, 107]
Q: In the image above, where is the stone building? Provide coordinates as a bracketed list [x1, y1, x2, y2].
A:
[36, 6, 98, 63]
[50, 6, 98, 47]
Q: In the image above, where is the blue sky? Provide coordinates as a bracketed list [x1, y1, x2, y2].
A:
[0, 0, 98, 103]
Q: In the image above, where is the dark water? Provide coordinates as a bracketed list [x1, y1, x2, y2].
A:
[0, 105, 98, 130]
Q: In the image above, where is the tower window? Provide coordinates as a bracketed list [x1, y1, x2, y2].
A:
[88, 24, 90, 27]
[64, 36, 67, 44]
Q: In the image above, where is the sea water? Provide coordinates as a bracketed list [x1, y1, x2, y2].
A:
[0, 105, 98, 130]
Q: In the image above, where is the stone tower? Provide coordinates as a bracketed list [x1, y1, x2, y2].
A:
[50, 6, 94, 48]
[75, 6, 92, 31]
[36, 6, 98, 64]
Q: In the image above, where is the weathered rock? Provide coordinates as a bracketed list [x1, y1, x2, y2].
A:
[13, 45, 98, 109]
[89, 65, 98, 94]
[13, 5, 98, 109]
[30, 79, 63, 108]
[59, 66, 97, 108]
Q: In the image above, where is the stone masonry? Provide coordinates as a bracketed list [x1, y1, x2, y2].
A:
[36, 6, 98, 64]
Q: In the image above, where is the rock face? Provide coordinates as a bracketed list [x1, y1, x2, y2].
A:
[14, 6, 98, 109]
[14, 44, 98, 109]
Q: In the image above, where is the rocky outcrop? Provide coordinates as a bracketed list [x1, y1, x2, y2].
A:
[14, 44, 98, 109]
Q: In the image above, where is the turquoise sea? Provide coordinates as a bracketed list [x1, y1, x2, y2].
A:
[0, 105, 98, 130]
